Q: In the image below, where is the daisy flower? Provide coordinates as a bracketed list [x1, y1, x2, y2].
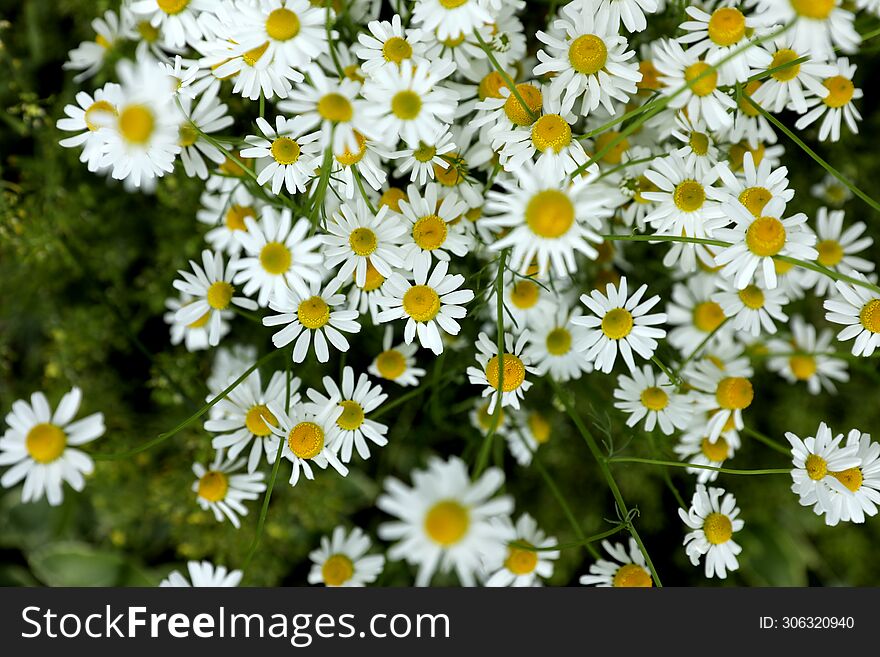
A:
[679, 484, 744, 579]
[785, 421, 861, 515]
[794, 57, 862, 142]
[579, 538, 653, 587]
[712, 278, 790, 336]
[304, 367, 389, 463]
[613, 365, 692, 435]
[164, 293, 230, 351]
[361, 58, 458, 148]
[172, 250, 258, 347]
[57, 82, 123, 173]
[534, 2, 641, 117]
[191, 450, 267, 529]
[506, 409, 553, 466]
[397, 182, 470, 271]
[377, 456, 513, 586]
[470, 399, 514, 440]
[356, 13, 427, 74]
[687, 358, 754, 443]
[240, 115, 322, 195]
[129, 0, 212, 49]
[264, 277, 361, 364]
[229, 0, 328, 72]
[665, 275, 730, 355]
[811, 173, 852, 207]
[751, 34, 837, 114]
[484, 513, 558, 587]
[800, 207, 873, 295]
[308, 526, 385, 587]
[766, 316, 849, 394]
[0, 388, 104, 506]
[749, 0, 859, 61]
[715, 151, 794, 220]
[376, 259, 475, 355]
[344, 258, 397, 323]
[159, 561, 242, 588]
[410, 0, 493, 41]
[467, 331, 536, 412]
[823, 430, 880, 526]
[234, 209, 324, 308]
[573, 277, 668, 374]
[204, 369, 301, 473]
[714, 197, 818, 290]
[264, 400, 348, 487]
[488, 270, 558, 331]
[176, 83, 233, 179]
[524, 303, 593, 382]
[823, 273, 880, 357]
[389, 127, 457, 185]
[63, 10, 124, 82]
[368, 327, 427, 387]
[670, 112, 720, 179]
[674, 431, 736, 483]
[196, 187, 262, 257]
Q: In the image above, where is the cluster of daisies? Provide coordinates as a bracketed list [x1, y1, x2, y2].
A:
[5, 0, 879, 586]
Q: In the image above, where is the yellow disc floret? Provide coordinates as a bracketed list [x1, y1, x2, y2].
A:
[525, 190, 575, 238]
[25, 423, 67, 464]
[288, 421, 324, 459]
[297, 296, 331, 329]
[485, 354, 527, 391]
[601, 308, 634, 340]
[424, 500, 469, 546]
[745, 216, 786, 257]
[403, 285, 441, 322]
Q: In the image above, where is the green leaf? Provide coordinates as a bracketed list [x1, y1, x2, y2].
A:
[27, 542, 128, 587]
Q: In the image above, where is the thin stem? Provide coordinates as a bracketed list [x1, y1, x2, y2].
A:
[473, 30, 539, 123]
[352, 165, 378, 214]
[675, 317, 730, 376]
[742, 425, 791, 456]
[325, 6, 344, 77]
[607, 457, 790, 476]
[368, 369, 458, 420]
[509, 524, 626, 553]
[242, 429, 286, 571]
[532, 454, 599, 559]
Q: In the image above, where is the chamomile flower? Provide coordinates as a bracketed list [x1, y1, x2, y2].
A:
[524, 304, 593, 382]
[712, 278, 790, 336]
[389, 128, 457, 185]
[308, 526, 385, 587]
[750, 0, 859, 60]
[159, 561, 242, 588]
[172, 250, 258, 347]
[574, 277, 668, 374]
[688, 358, 755, 443]
[304, 367, 389, 463]
[368, 327, 427, 386]
[204, 369, 301, 472]
[670, 112, 720, 179]
[64, 10, 124, 82]
[164, 293, 230, 351]
[534, 2, 641, 117]
[467, 331, 536, 412]
[191, 451, 266, 528]
[484, 513, 558, 587]
[241, 115, 322, 195]
[57, 83, 123, 173]
[265, 400, 348, 487]
[264, 277, 361, 363]
[613, 365, 692, 435]
[751, 35, 837, 114]
[679, 484, 744, 579]
[811, 173, 852, 207]
[204, 31, 304, 101]
[233, 208, 324, 307]
[345, 259, 396, 323]
[785, 422, 861, 514]
[377, 456, 513, 586]
[196, 187, 262, 256]
[397, 182, 470, 271]
[376, 258, 475, 355]
[130, 0, 212, 49]
[823, 430, 880, 526]
[665, 275, 730, 355]
[233, 0, 329, 69]
[674, 431, 736, 483]
[469, 399, 513, 440]
[579, 538, 653, 587]
[715, 151, 795, 219]
[823, 273, 880, 357]
[794, 58, 862, 142]
[506, 409, 553, 466]
[766, 316, 849, 394]
[714, 197, 818, 290]
[176, 83, 233, 179]
[356, 14, 427, 74]
[0, 388, 104, 506]
[801, 207, 873, 295]
[410, 0, 493, 41]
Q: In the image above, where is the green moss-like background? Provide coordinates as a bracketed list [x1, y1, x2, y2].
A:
[1, 0, 879, 586]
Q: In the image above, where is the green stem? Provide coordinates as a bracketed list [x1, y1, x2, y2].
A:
[509, 524, 626, 553]
[473, 30, 538, 123]
[532, 454, 599, 559]
[741, 426, 791, 456]
[607, 457, 790, 475]
[675, 318, 730, 376]
[352, 165, 378, 214]
[242, 428, 287, 571]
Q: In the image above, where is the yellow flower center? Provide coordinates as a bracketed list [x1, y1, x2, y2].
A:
[569, 34, 607, 75]
[790, 0, 835, 20]
[317, 93, 353, 123]
[503, 84, 542, 127]
[745, 216, 786, 257]
[379, 187, 407, 212]
[774, 258, 795, 274]
[738, 186, 772, 217]
[336, 131, 367, 167]
[707, 7, 746, 46]
[178, 122, 199, 147]
[485, 354, 527, 391]
[321, 554, 354, 586]
[259, 241, 292, 274]
[673, 179, 706, 212]
[188, 311, 210, 328]
[206, 281, 234, 310]
[601, 308, 634, 340]
[525, 190, 575, 238]
[265, 8, 300, 41]
[343, 64, 364, 83]
[25, 423, 67, 464]
[703, 512, 733, 545]
[830, 467, 863, 492]
[637, 59, 662, 92]
[439, 0, 468, 7]
[412, 214, 448, 250]
[157, 0, 189, 15]
[715, 376, 753, 410]
[403, 285, 441, 322]
[859, 299, 880, 333]
[349, 227, 378, 256]
[242, 42, 270, 67]
[84, 100, 116, 132]
[730, 141, 765, 171]
[789, 354, 817, 380]
[476, 402, 505, 431]
[612, 563, 653, 587]
[376, 349, 406, 379]
[546, 327, 572, 355]
[822, 75, 854, 108]
[633, 175, 660, 203]
[504, 545, 538, 575]
[693, 301, 725, 332]
[816, 239, 844, 267]
[688, 131, 709, 156]
[413, 142, 437, 162]
[288, 421, 324, 459]
[424, 500, 469, 546]
[738, 285, 765, 309]
[118, 105, 154, 145]
[434, 156, 466, 186]
[684, 62, 718, 97]
[528, 412, 551, 444]
[805, 453, 827, 480]
[337, 400, 364, 431]
[197, 470, 229, 503]
[357, 259, 385, 291]
[270, 137, 301, 165]
[95, 33, 112, 48]
[640, 386, 669, 411]
[594, 131, 629, 165]
[478, 70, 506, 100]
[225, 205, 255, 231]
[531, 114, 572, 153]
[245, 403, 278, 437]
[137, 21, 159, 43]
[701, 436, 729, 461]
[297, 296, 330, 329]
[738, 80, 763, 117]
[382, 36, 412, 63]
[770, 48, 801, 82]
[391, 90, 422, 120]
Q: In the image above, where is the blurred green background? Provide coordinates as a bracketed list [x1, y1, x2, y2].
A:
[2, 0, 880, 586]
